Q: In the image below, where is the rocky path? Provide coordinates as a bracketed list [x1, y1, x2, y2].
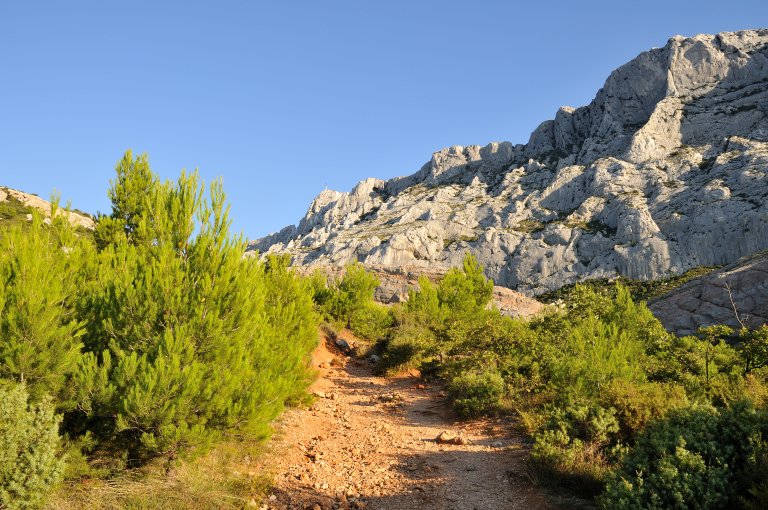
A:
[257, 333, 554, 510]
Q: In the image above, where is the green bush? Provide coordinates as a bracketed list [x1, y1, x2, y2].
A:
[70, 153, 318, 461]
[404, 276, 442, 323]
[738, 325, 768, 374]
[261, 254, 319, 407]
[307, 269, 335, 316]
[551, 315, 646, 398]
[349, 303, 394, 341]
[382, 254, 495, 374]
[436, 254, 493, 313]
[530, 399, 623, 495]
[600, 403, 765, 509]
[326, 263, 380, 327]
[529, 381, 691, 496]
[449, 370, 505, 417]
[379, 321, 437, 373]
[0, 383, 63, 510]
[599, 379, 688, 442]
[524, 284, 695, 493]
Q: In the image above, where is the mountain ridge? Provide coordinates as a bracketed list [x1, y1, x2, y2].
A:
[251, 29, 768, 295]
[0, 186, 95, 230]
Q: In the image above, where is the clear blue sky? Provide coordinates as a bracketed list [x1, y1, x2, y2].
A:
[1, 1, 765, 239]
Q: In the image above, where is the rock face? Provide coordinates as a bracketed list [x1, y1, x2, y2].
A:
[0, 187, 95, 230]
[649, 252, 768, 336]
[251, 30, 768, 295]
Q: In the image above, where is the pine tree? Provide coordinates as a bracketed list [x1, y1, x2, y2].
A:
[437, 253, 494, 313]
[76, 153, 318, 460]
[0, 207, 87, 407]
[0, 383, 63, 510]
[93, 150, 157, 249]
[329, 262, 380, 327]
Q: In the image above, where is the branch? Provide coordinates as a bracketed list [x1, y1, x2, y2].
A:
[724, 281, 747, 330]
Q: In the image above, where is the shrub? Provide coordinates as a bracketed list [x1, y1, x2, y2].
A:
[449, 370, 505, 417]
[307, 270, 335, 316]
[379, 321, 437, 374]
[525, 284, 692, 494]
[0, 383, 64, 510]
[436, 253, 494, 314]
[599, 379, 688, 442]
[326, 263, 380, 327]
[653, 328, 745, 404]
[404, 276, 443, 325]
[349, 303, 394, 341]
[261, 254, 319, 407]
[551, 315, 646, 398]
[600, 403, 764, 509]
[382, 254, 495, 373]
[530, 399, 624, 494]
[738, 325, 768, 374]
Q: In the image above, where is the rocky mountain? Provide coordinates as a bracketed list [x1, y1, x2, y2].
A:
[250, 30, 768, 296]
[0, 186, 95, 230]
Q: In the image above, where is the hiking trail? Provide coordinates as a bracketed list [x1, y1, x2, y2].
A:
[256, 331, 563, 510]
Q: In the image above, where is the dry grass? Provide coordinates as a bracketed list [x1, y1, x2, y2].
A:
[45, 438, 273, 510]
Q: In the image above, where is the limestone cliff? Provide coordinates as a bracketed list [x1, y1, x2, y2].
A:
[251, 30, 768, 295]
[0, 187, 95, 230]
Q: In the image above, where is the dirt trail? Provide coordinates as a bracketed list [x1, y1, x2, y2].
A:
[257, 332, 556, 510]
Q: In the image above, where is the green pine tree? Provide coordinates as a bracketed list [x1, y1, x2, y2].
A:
[0, 383, 63, 510]
[93, 150, 157, 249]
[437, 253, 494, 313]
[74, 152, 318, 461]
[0, 207, 87, 408]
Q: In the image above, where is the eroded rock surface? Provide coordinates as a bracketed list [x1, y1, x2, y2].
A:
[251, 30, 768, 295]
[649, 252, 768, 336]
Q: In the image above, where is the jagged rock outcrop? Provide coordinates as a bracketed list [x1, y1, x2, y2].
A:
[251, 30, 768, 295]
[649, 252, 768, 336]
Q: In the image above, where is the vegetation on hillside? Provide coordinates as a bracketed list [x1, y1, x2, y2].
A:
[538, 265, 720, 304]
[316, 255, 768, 509]
[0, 187, 95, 242]
[0, 190, 36, 230]
[0, 152, 319, 509]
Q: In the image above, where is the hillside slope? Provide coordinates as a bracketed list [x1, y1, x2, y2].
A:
[0, 186, 95, 230]
[252, 29, 768, 295]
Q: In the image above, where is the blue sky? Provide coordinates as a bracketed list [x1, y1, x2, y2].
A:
[1, 1, 765, 239]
